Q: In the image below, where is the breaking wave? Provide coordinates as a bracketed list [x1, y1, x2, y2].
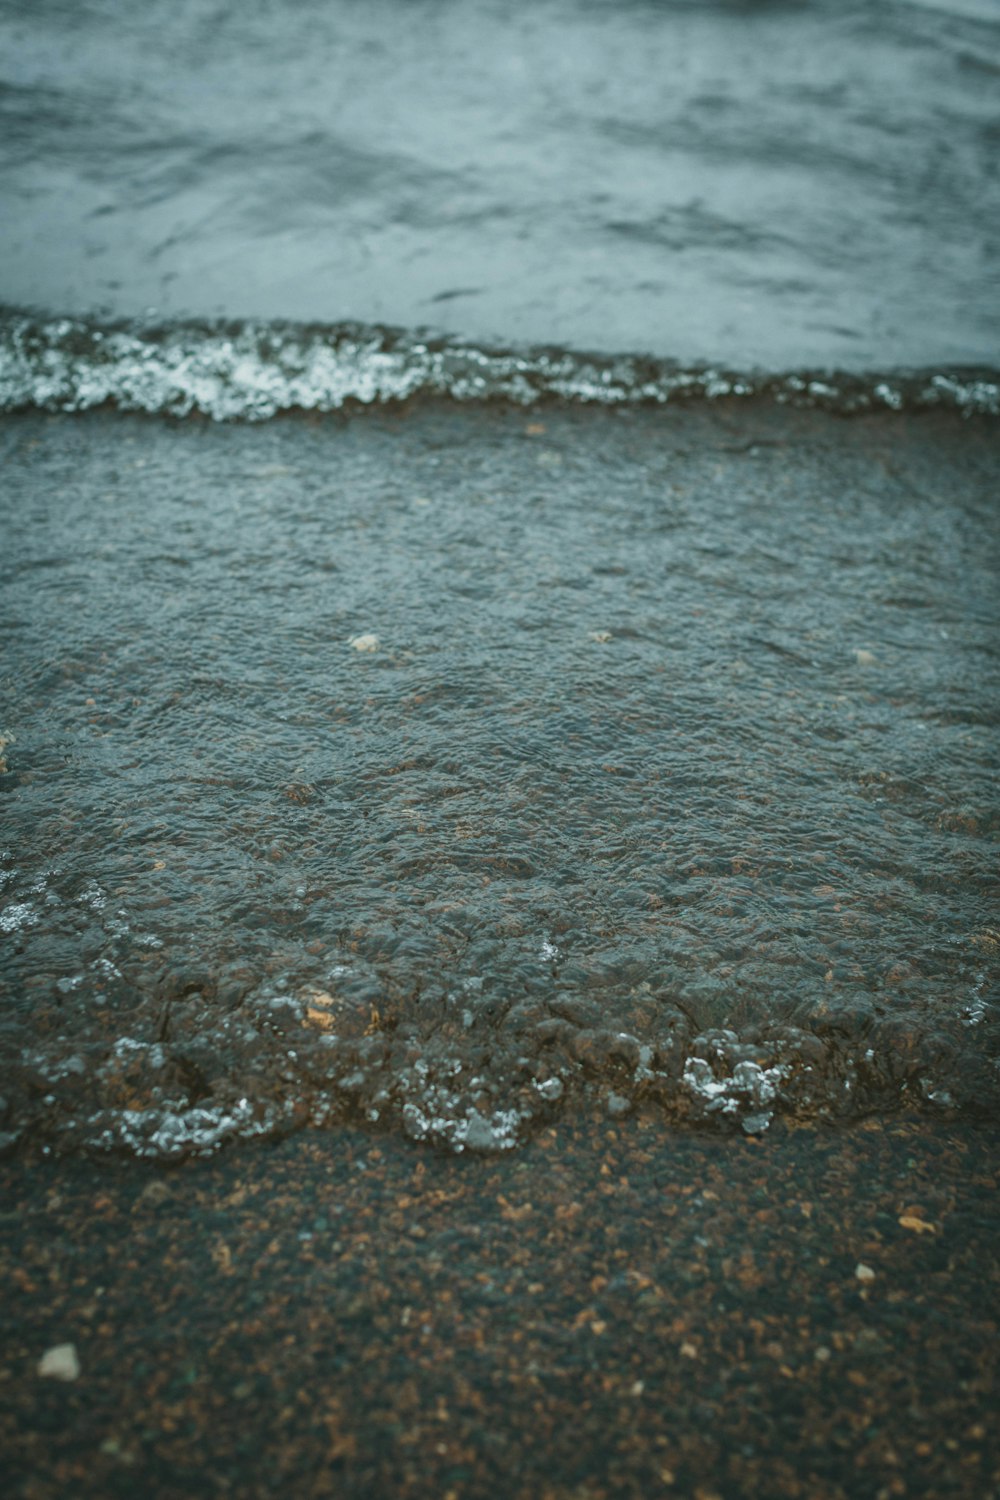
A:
[2, 309, 998, 421]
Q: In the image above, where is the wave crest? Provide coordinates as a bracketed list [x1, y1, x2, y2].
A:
[1, 309, 998, 420]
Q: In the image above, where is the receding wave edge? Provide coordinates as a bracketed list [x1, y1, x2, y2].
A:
[1, 309, 998, 421]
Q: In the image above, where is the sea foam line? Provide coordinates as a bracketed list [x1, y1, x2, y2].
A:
[1, 309, 997, 421]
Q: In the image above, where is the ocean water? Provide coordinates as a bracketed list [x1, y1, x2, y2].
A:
[3, 0, 1000, 373]
[1, 0, 998, 1158]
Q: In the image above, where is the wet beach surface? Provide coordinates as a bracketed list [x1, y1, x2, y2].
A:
[1, 400, 997, 1496]
[1, 1111, 997, 1498]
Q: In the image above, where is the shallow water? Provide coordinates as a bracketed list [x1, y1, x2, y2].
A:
[1, 403, 997, 1157]
[2, 0, 999, 369]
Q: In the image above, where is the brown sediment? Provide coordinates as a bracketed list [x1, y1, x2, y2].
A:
[1, 1110, 996, 1498]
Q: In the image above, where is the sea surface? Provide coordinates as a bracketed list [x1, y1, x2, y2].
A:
[0, 0, 998, 1159]
[2, 0, 1000, 375]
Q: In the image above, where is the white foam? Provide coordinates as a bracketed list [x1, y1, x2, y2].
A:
[2, 313, 997, 420]
[682, 1055, 789, 1130]
[0, 901, 39, 933]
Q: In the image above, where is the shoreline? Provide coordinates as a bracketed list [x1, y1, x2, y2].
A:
[1, 399, 997, 1494]
[3, 310, 1000, 421]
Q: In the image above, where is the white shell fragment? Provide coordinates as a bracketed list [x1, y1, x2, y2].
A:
[38, 1343, 81, 1381]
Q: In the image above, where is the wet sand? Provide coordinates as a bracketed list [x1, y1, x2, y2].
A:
[1, 1112, 997, 1498]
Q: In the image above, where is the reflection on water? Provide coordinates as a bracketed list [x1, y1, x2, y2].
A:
[1, 402, 997, 1156]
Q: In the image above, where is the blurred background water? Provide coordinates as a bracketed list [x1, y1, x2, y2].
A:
[1, 0, 999, 369]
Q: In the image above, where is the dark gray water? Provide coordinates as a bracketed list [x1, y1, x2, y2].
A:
[1, 405, 998, 1156]
[2, 0, 1000, 372]
[1, 0, 998, 1158]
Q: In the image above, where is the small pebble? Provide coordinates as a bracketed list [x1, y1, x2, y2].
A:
[38, 1343, 80, 1381]
[139, 1180, 171, 1206]
[855, 1262, 876, 1283]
